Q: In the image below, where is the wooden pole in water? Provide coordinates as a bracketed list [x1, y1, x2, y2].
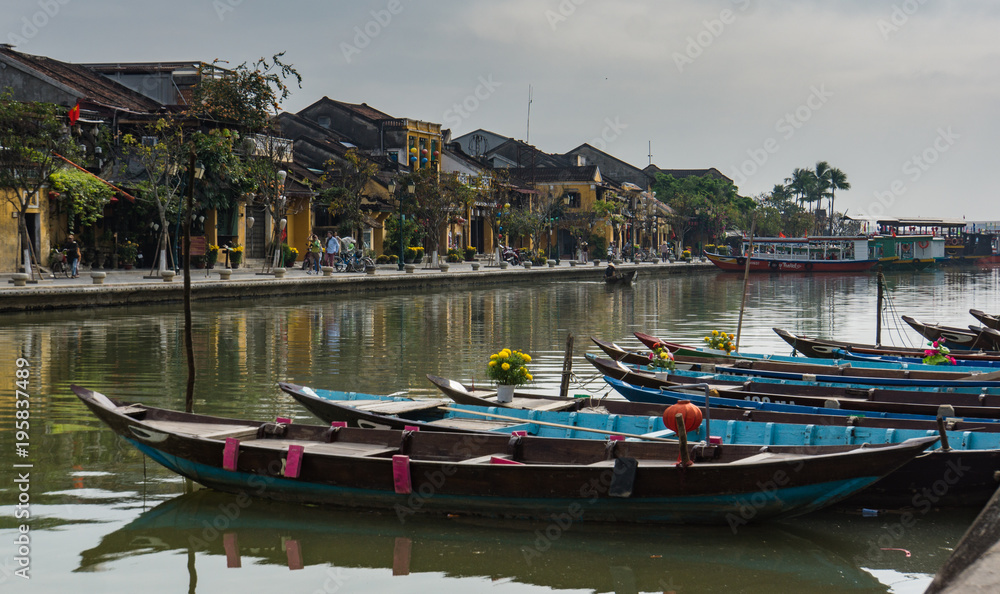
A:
[735, 215, 757, 352]
[876, 265, 884, 347]
[183, 148, 196, 414]
[559, 332, 574, 399]
[675, 414, 692, 466]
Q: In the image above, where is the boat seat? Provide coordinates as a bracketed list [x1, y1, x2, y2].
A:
[728, 452, 804, 465]
[457, 453, 513, 464]
[351, 400, 447, 414]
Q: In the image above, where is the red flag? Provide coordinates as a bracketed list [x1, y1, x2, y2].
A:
[778, 232, 786, 238]
[67, 102, 80, 126]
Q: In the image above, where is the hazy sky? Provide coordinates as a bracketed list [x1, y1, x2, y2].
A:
[8, 0, 1000, 219]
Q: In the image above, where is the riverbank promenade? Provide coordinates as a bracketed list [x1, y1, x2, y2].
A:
[1, 259, 714, 313]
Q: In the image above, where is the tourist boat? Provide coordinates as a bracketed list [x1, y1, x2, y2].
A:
[902, 315, 1000, 351]
[774, 328, 1000, 362]
[971, 309, 1000, 330]
[867, 234, 944, 270]
[72, 385, 934, 524]
[586, 354, 1000, 419]
[704, 236, 877, 273]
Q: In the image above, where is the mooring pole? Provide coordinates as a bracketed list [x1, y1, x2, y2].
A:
[875, 265, 884, 347]
[735, 215, 757, 352]
[559, 332, 574, 399]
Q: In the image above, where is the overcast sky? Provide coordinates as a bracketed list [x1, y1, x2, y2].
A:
[8, 0, 1000, 219]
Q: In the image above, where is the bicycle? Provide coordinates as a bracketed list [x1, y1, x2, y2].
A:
[49, 250, 70, 278]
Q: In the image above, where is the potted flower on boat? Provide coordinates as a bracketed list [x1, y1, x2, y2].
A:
[487, 348, 532, 403]
[922, 339, 956, 365]
[704, 330, 736, 354]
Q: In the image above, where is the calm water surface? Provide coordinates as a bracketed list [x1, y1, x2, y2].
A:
[2, 268, 998, 593]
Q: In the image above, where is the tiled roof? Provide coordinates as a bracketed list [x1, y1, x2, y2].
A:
[302, 96, 395, 122]
[507, 165, 601, 184]
[0, 46, 162, 112]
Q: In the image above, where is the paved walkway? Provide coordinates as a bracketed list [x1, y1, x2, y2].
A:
[1, 258, 715, 312]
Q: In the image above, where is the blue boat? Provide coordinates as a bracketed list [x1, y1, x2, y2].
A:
[283, 382, 1000, 507]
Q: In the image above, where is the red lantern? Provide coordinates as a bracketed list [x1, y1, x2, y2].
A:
[663, 400, 702, 434]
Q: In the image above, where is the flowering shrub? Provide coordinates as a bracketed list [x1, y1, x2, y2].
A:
[487, 348, 533, 385]
[118, 241, 139, 264]
[704, 330, 735, 354]
[923, 339, 956, 365]
[647, 343, 676, 371]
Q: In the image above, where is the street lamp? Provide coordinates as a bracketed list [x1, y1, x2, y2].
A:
[388, 180, 402, 270]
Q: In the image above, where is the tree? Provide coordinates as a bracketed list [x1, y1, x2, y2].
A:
[652, 173, 745, 254]
[0, 96, 81, 275]
[786, 167, 818, 211]
[192, 54, 300, 270]
[318, 148, 378, 239]
[399, 168, 474, 263]
[826, 167, 850, 234]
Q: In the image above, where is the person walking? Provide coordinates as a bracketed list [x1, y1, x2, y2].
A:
[65, 233, 81, 278]
[323, 231, 335, 267]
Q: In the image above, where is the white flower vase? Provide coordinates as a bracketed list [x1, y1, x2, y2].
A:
[496, 384, 515, 403]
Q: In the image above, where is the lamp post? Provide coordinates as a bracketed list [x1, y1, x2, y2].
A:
[398, 182, 415, 271]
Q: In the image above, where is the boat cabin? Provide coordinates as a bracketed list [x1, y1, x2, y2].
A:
[744, 237, 869, 262]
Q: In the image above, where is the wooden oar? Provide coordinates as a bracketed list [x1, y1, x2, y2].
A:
[439, 406, 678, 443]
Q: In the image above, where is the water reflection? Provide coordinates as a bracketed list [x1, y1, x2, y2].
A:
[1, 268, 998, 593]
[79, 489, 892, 593]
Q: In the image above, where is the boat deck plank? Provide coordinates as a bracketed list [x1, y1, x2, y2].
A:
[350, 400, 447, 414]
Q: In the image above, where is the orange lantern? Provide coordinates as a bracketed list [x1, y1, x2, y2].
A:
[663, 400, 702, 434]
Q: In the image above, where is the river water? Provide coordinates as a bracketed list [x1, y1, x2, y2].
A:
[2, 267, 999, 593]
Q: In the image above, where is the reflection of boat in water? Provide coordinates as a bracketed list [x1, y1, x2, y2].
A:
[77, 489, 891, 592]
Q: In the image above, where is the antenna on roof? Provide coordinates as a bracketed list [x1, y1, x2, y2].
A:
[526, 84, 533, 145]
[648, 140, 652, 166]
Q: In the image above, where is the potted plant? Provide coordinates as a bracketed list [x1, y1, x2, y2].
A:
[404, 247, 417, 263]
[413, 247, 424, 263]
[229, 244, 243, 268]
[282, 244, 298, 268]
[682, 249, 692, 262]
[647, 342, 676, 379]
[118, 241, 139, 270]
[464, 246, 477, 262]
[486, 348, 533, 403]
[206, 244, 219, 269]
[703, 330, 736, 354]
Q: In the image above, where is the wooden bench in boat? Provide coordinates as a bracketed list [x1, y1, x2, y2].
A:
[424, 417, 522, 431]
[349, 400, 448, 415]
[457, 453, 514, 464]
[144, 420, 261, 440]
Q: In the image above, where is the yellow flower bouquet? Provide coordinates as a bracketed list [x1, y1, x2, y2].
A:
[704, 330, 736, 354]
[487, 348, 533, 385]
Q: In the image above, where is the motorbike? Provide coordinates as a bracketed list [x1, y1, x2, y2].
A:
[500, 245, 520, 266]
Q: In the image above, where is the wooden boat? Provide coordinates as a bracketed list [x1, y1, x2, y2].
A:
[774, 328, 1000, 362]
[633, 330, 1000, 374]
[73, 385, 935, 524]
[284, 382, 1000, 507]
[705, 236, 878, 273]
[970, 309, 1000, 330]
[599, 377, 1000, 507]
[423, 375, 581, 410]
[902, 315, 1000, 351]
[586, 354, 1000, 419]
[604, 269, 637, 286]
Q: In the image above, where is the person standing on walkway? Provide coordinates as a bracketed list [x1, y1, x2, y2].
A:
[328, 231, 341, 268]
[65, 233, 81, 278]
[307, 234, 322, 274]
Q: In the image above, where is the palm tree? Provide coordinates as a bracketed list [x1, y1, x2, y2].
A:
[813, 161, 832, 214]
[826, 167, 850, 234]
[786, 168, 818, 210]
